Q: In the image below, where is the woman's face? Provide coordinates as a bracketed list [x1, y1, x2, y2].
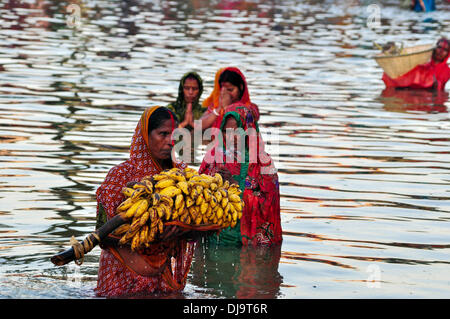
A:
[221, 81, 241, 104]
[148, 119, 174, 161]
[183, 77, 200, 104]
[433, 40, 449, 63]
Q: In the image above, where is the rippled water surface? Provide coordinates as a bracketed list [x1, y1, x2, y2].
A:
[0, 0, 449, 298]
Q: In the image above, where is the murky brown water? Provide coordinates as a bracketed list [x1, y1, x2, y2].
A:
[0, 0, 449, 298]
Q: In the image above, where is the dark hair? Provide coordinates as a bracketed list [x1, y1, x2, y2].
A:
[184, 73, 200, 85]
[148, 107, 178, 133]
[219, 70, 245, 99]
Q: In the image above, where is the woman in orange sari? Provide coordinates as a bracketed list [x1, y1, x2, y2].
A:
[200, 67, 259, 130]
[95, 106, 195, 297]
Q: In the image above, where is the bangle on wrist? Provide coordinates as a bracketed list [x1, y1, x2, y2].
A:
[212, 109, 219, 116]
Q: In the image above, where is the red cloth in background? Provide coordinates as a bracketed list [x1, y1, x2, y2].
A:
[382, 48, 450, 91]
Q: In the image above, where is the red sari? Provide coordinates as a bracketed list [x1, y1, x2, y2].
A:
[382, 49, 450, 91]
[95, 106, 194, 297]
[199, 104, 282, 246]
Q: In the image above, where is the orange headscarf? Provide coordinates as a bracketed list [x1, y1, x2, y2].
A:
[202, 67, 226, 111]
[95, 106, 192, 297]
[204, 67, 260, 130]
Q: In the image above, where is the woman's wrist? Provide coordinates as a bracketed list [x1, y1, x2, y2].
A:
[212, 108, 219, 116]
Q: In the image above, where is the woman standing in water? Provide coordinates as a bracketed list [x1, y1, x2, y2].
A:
[167, 71, 205, 130]
[95, 106, 195, 297]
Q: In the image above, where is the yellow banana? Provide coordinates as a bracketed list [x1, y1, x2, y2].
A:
[169, 171, 186, 183]
[185, 196, 194, 208]
[221, 196, 229, 208]
[160, 203, 171, 220]
[153, 173, 169, 181]
[124, 199, 145, 219]
[131, 233, 140, 251]
[116, 197, 134, 212]
[113, 223, 130, 235]
[231, 219, 237, 228]
[175, 193, 184, 210]
[203, 188, 212, 202]
[214, 190, 222, 203]
[216, 206, 224, 219]
[229, 193, 241, 203]
[214, 173, 223, 187]
[133, 199, 149, 219]
[159, 186, 182, 197]
[122, 187, 135, 197]
[232, 201, 243, 212]
[152, 193, 161, 206]
[177, 181, 190, 195]
[138, 210, 150, 227]
[210, 182, 218, 191]
[223, 180, 230, 189]
[196, 194, 204, 206]
[195, 215, 202, 225]
[204, 204, 212, 217]
[232, 210, 238, 222]
[131, 187, 146, 200]
[155, 178, 175, 189]
[152, 205, 162, 219]
[219, 188, 228, 198]
[190, 187, 199, 201]
[210, 195, 218, 208]
[160, 194, 173, 208]
[143, 180, 153, 194]
[139, 225, 148, 247]
[224, 202, 232, 216]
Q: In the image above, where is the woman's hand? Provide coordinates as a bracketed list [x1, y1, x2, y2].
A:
[179, 103, 194, 128]
[219, 87, 232, 110]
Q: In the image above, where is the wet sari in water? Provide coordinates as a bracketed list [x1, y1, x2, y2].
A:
[95, 106, 194, 297]
[199, 104, 282, 246]
[382, 45, 450, 91]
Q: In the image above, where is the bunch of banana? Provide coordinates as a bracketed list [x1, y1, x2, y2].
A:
[113, 167, 244, 251]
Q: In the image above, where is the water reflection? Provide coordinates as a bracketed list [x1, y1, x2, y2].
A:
[191, 239, 283, 298]
[1, 0, 450, 298]
[380, 88, 448, 113]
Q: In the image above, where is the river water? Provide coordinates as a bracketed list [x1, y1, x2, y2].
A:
[0, 0, 449, 299]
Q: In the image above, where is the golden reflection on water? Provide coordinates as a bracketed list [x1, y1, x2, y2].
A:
[0, 0, 449, 298]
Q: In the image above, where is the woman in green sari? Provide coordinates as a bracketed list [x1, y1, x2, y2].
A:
[167, 72, 206, 130]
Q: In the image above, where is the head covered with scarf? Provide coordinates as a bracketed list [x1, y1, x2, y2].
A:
[167, 71, 205, 124]
[199, 104, 282, 246]
[203, 67, 260, 128]
[95, 106, 194, 297]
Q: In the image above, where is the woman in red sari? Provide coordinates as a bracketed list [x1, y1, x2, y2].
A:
[199, 67, 260, 130]
[95, 106, 195, 297]
[382, 37, 450, 91]
[199, 104, 282, 246]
